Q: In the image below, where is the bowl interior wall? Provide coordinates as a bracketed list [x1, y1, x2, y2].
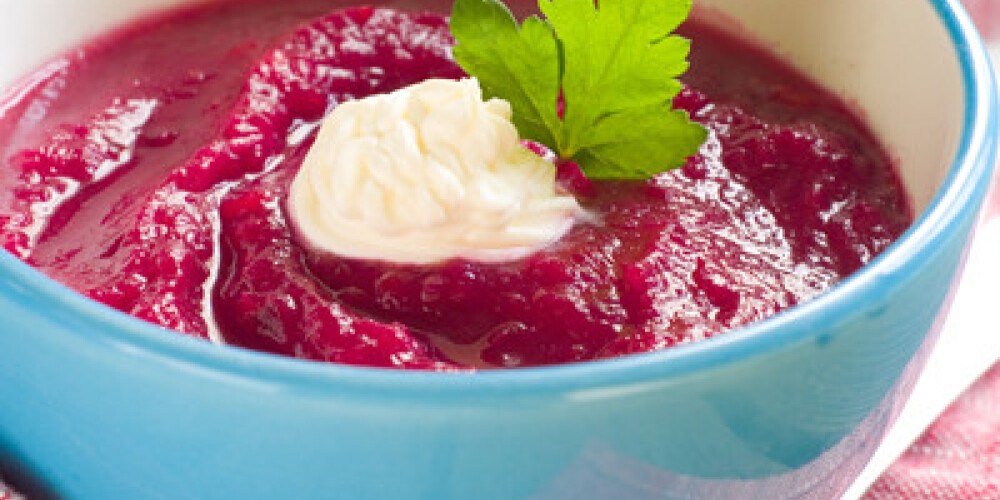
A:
[698, 0, 964, 215]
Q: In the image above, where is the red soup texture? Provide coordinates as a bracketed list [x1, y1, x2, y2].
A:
[0, 0, 911, 370]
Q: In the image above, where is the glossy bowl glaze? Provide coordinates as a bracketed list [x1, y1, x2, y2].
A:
[0, 0, 996, 499]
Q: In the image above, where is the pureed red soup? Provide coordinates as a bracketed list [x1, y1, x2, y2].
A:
[0, 0, 911, 370]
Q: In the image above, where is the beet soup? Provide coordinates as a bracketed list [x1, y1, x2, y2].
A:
[0, 0, 911, 370]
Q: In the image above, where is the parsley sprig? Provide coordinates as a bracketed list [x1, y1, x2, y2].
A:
[450, 0, 707, 179]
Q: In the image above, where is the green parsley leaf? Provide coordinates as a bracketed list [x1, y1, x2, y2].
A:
[450, 0, 562, 149]
[450, 0, 707, 180]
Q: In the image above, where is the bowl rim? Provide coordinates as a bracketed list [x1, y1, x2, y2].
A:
[0, 0, 996, 399]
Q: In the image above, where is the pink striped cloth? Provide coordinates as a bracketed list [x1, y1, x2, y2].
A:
[963, 0, 1000, 40]
[863, 363, 1000, 499]
[0, 483, 22, 500]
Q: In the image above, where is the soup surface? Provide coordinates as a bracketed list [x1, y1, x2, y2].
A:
[0, 0, 911, 369]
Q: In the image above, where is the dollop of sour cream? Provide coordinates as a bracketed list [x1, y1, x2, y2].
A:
[289, 78, 582, 264]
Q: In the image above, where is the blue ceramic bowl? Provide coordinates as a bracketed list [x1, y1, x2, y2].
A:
[0, 0, 996, 498]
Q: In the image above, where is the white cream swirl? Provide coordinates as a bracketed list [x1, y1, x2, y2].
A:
[289, 78, 581, 264]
